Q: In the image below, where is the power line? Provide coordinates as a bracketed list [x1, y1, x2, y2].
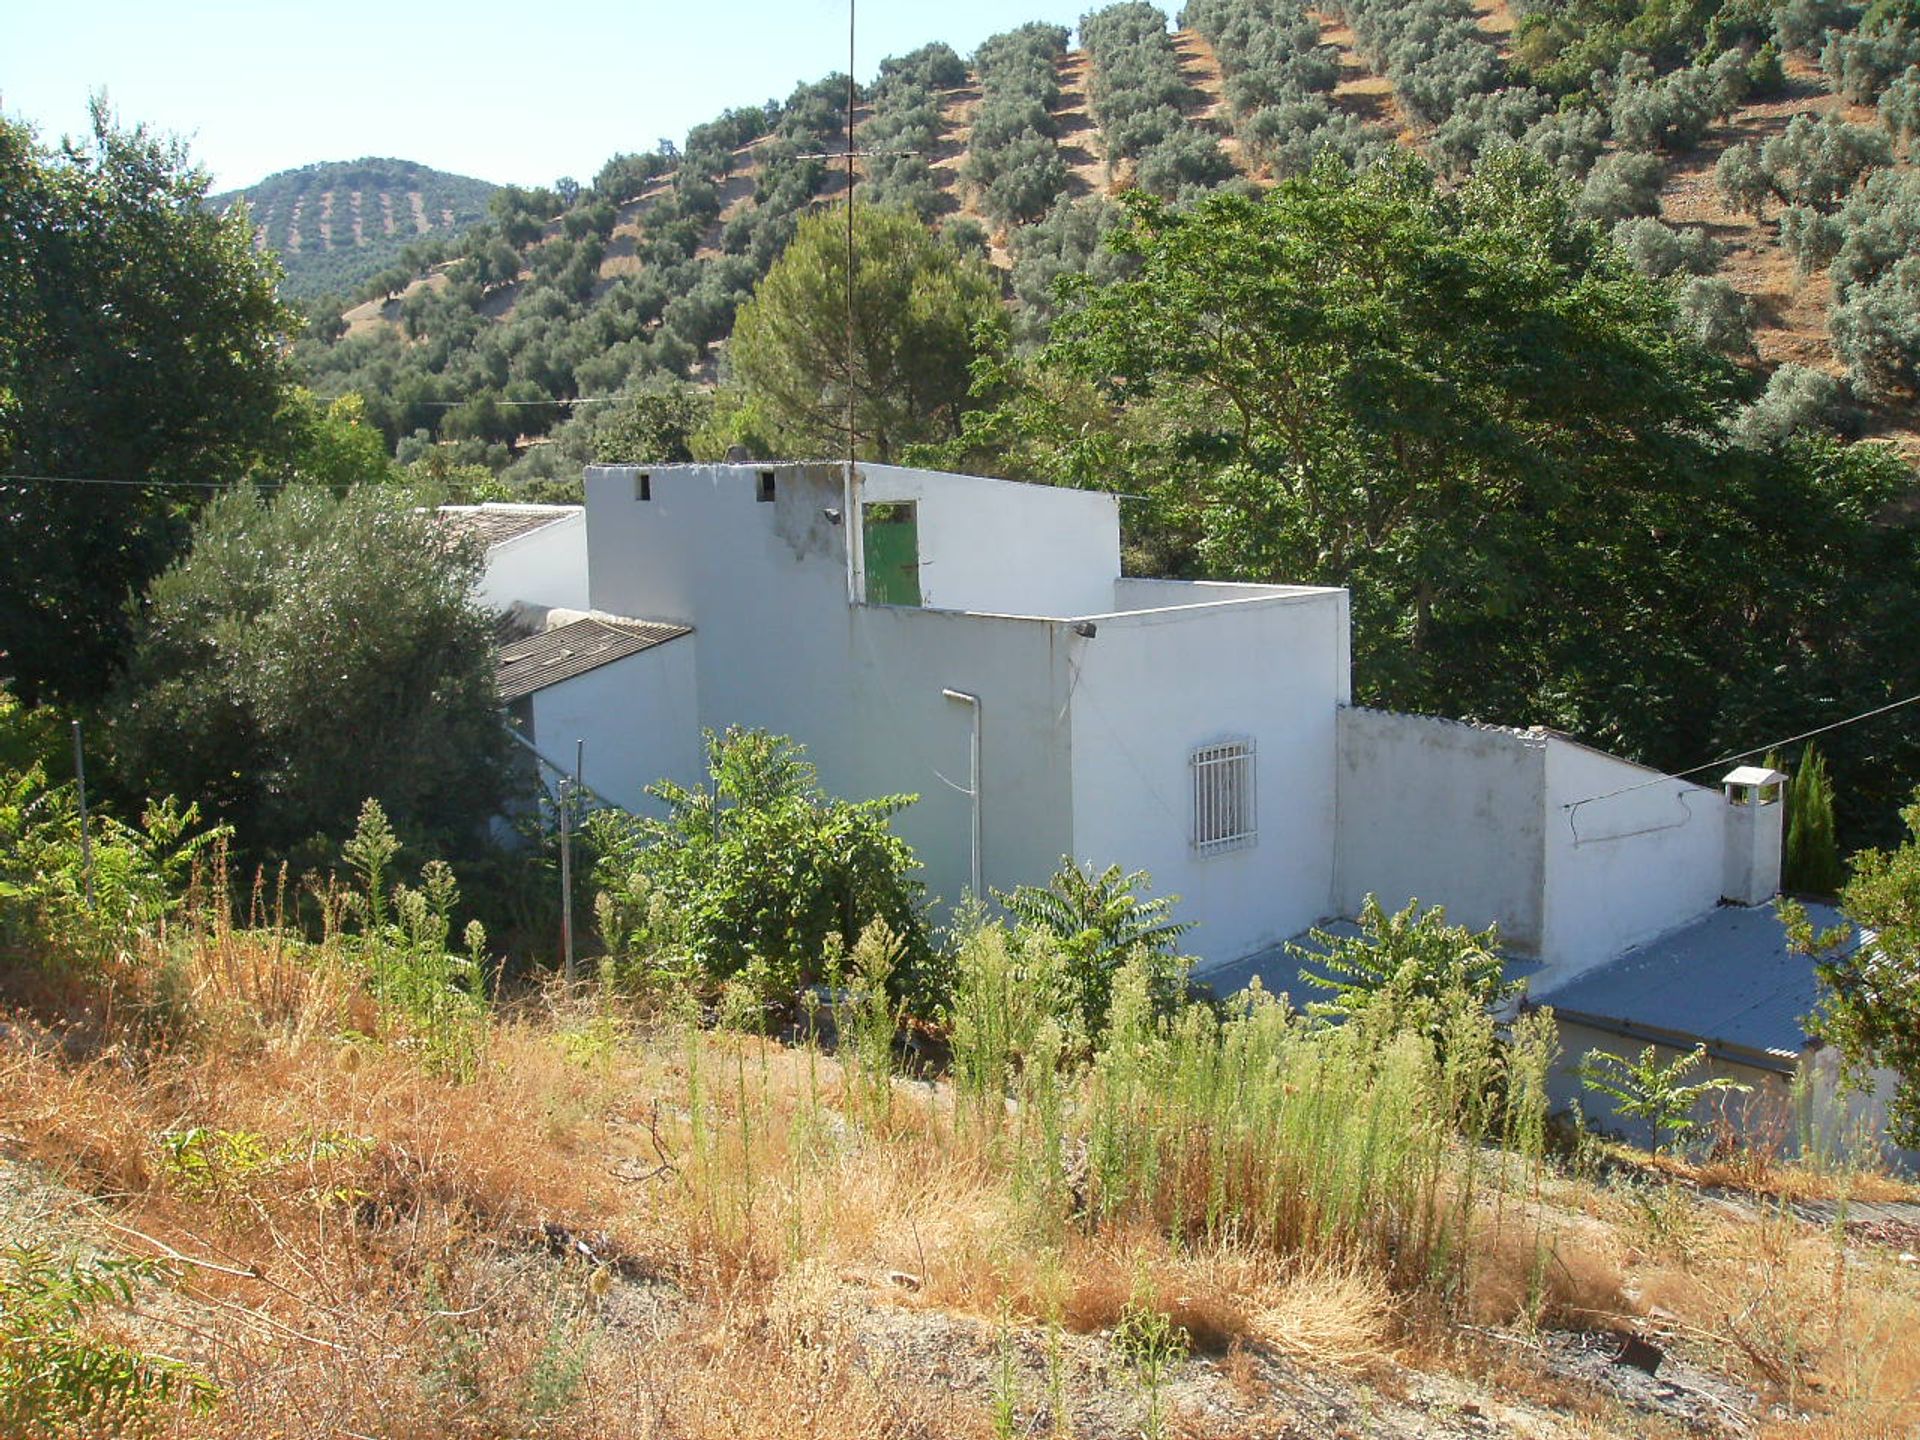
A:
[1561, 690, 1920, 814]
[0, 472, 294, 491]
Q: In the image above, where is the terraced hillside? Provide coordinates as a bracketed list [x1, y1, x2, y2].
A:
[211, 157, 496, 301]
[300, 2, 1920, 472]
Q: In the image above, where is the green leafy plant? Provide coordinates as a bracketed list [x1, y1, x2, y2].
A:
[0, 688, 223, 972]
[339, 798, 489, 1080]
[590, 728, 932, 1008]
[1295, 893, 1515, 1040]
[1113, 1292, 1190, 1440]
[1576, 1044, 1752, 1153]
[999, 857, 1192, 1044]
[1783, 789, 1920, 1148]
[0, 1246, 219, 1434]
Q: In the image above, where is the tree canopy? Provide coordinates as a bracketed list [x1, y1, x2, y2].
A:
[104, 486, 513, 860]
[707, 204, 1004, 462]
[941, 151, 1920, 842]
[0, 104, 293, 706]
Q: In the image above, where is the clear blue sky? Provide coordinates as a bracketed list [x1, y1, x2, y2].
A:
[2, 0, 1095, 192]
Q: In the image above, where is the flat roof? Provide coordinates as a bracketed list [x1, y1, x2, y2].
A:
[1534, 901, 1848, 1059]
[497, 617, 688, 701]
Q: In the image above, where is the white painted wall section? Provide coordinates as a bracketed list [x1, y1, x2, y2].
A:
[1334, 710, 1549, 951]
[477, 510, 588, 613]
[847, 606, 1076, 911]
[1067, 589, 1346, 966]
[1541, 740, 1725, 983]
[858, 463, 1121, 617]
[525, 635, 703, 817]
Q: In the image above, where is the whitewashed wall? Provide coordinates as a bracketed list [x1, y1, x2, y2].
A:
[1333, 710, 1549, 950]
[525, 637, 703, 817]
[479, 511, 588, 613]
[1067, 588, 1348, 966]
[583, 463, 866, 785]
[859, 463, 1120, 617]
[1541, 740, 1725, 982]
[845, 606, 1076, 911]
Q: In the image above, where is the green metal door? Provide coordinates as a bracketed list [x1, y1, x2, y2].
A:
[863, 502, 922, 606]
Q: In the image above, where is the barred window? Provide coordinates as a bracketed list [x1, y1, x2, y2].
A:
[1191, 738, 1256, 855]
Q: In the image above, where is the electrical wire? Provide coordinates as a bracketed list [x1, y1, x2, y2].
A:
[1560, 690, 1920, 814]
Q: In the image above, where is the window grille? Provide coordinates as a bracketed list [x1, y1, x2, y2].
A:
[1191, 738, 1256, 855]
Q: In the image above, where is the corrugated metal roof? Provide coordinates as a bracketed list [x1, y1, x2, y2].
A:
[439, 503, 580, 548]
[496, 617, 689, 701]
[1535, 901, 1848, 1058]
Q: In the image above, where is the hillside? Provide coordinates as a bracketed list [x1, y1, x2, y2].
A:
[211, 157, 496, 301]
[4, 875, 1919, 1440]
[295, 3, 1920, 472]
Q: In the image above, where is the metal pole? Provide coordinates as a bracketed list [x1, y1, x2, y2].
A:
[558, 776, 575, 985]
[72, 720, 95, 911]
[942, 690, 982, 898]
[846, 0, 857, 464]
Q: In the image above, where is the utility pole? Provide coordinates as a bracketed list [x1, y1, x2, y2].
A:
[558, 774, 575, 985]
[72, 721, 95, 911]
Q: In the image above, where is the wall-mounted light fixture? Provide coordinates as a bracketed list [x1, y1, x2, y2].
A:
[1070, 620, 1098, 639]
[823, 507, 843, 525]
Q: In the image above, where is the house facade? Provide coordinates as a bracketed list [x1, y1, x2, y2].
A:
[481, 460, 1800, 974]
[474, 459, 1910, 1164]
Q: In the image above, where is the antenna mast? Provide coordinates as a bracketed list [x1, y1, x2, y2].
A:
[845, 0, 857, 468]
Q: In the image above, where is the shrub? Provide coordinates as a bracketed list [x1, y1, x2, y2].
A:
[1783, 741, 1846, 895]
[1612, 216, 1725, 277]
[998, 856, 1193, 1043]
[1, 689, 220, 972]
[1247, 100, 1386, 175]
[1134, 127, 1239, 195]
[1730, 362, 1856, 446]
[1762, 113, 1893, 212]
[589, 728, 933, 1007]
[1675, 274, 1754, 353]
[1293, 895, 1515, 1041]
[336, 798, 490, 1080]
[1577, 1044, 1751, 1152]
[1578, 149, 1667, 222]
[1715, 139, 1772, 218]
[1822, 19, 1920, 101]
[1431, 86, 1553, 173]
[1522, 104, 1610, 178]
[104, 486, 515, 862]
[1832, 259, 1920, 395]
[1609, 61, 1719, 151]
[1880, 63, 1920, 150]
[0, 1247, 218, 1435]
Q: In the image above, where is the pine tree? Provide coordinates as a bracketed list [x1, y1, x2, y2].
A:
[1785, 741, 1845, 895]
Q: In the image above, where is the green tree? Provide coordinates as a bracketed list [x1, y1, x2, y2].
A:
[1783, 792, 1920, 1148]
[1294, 894, 1515, 1040]
[1575, 1044, 1751, 1154]
[589, 728, 933, 1004]
[998, 857, 1193, 1042]
[1778, 741, 1845, 895]
[0, 104, 293, 706]
[103, 486, 513, 859]
[956, 152, 1920, 845]
[708, 204, 1004, 461]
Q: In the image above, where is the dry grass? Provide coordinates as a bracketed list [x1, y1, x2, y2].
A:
[6, 917, 1920, 1440]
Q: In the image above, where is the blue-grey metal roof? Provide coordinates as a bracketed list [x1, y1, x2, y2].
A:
[1533, 901, 1848, 1059]
[1192, 919, 1544, 1011]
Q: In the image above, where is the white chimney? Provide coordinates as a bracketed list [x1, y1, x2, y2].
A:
[1721, 765, 1787, 905]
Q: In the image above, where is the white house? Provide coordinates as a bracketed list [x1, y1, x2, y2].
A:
[472, 459, 1902, 1160]
[436, 502, 588, 615]
[476, 460, 1795, 974]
